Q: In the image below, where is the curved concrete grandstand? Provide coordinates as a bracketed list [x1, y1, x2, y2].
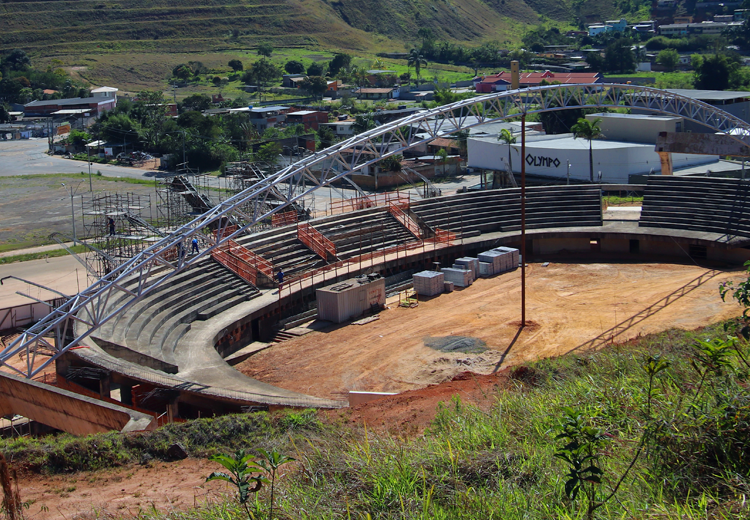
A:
[6, 84, 750, 423]
[53, 177, 750, 420]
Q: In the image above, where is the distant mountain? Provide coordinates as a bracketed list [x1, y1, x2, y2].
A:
[0, 0, 625, 55]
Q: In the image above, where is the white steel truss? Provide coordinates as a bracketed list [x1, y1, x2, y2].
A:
[4, 83, 750, 378]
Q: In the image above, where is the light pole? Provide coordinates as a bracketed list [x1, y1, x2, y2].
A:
[61, 181, 84, 242]
[86, 139, 93, 192]
[567, 160, 572, 185]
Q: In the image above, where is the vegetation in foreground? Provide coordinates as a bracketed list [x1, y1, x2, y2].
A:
[3, 308, 750, 518]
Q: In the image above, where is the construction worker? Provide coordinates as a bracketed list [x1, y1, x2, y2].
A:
[108, 217, 115, 236]
[191, 237, 199, 254]
[277, 268, 284, 291]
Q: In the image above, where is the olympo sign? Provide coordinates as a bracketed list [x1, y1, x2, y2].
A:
[526, 154, 561, 168]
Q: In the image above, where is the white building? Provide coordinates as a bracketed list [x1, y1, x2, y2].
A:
[467, 134, 718, 183]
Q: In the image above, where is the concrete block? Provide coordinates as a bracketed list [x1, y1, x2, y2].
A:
[442, 267, 472, 287]
[478, 262, 493, 278]
[413, 270, 444, 296]
[455, 258, 479, 278]
[444, 281, 454, 292]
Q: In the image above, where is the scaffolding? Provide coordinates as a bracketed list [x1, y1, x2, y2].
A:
[80, 191, 160, 279]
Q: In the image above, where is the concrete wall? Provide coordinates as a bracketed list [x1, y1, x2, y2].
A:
[0, 372, 156, 436]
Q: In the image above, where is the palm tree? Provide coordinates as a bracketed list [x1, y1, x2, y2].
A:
[408, 48, 427, 86]
[497, 128, 517, 174]
[571, 117, 603, 182]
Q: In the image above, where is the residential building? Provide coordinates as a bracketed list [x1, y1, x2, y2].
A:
[285, 110, 328, 131]
[282, 74, 307, 88]
[23, 95, 117, 117]
[355, 87, 396, 100]
[475, 70, 601, 92]
[228, 105, 290, 131]
[319, 120, 355, 138]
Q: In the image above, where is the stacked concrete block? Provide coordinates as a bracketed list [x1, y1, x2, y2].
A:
[442, 267, 472, 287]
[478, 262, 493, 278]
[444, 281, 454, 293]
[413, 270, 444, 296]
[492, 247, 520, 271]
[454, 258, 479, 280]
[478, 250, 505, 275]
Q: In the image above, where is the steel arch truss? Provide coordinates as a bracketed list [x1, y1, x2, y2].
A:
[4, 83, 750, 378]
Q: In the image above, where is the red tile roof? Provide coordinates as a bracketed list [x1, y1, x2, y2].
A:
[478, 70, 601, 86]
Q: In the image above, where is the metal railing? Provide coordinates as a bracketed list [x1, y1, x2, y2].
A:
[212, 240, 274, 286]
[329, 191, 411, 215]
[388, 202, 422, 240]
[272, 211, 299, 228]
[279, 227, 456, 299]
[297, 223, 337, 260]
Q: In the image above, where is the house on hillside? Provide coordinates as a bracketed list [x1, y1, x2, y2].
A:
[356, 87, 397, 100]
[474, 71, 602, 93]
[228, 105, 290, 131]
[285, 110, 328, 131]
[282, 74, 307, 88]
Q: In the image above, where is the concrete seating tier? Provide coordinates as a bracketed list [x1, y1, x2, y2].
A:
[236, 228, 326, 277]
[313, 209, 415, 259]
[96, 259, 260, 367]
[410, 186, 603, 236]
[640, 176, 750, 238]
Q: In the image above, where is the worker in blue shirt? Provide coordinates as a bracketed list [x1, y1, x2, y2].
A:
[191, 237, 199, 254]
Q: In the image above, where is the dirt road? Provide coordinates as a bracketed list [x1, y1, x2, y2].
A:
[239, 262, 745, 399]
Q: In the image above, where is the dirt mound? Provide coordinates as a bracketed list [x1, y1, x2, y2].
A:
[327, 370, 511, 434]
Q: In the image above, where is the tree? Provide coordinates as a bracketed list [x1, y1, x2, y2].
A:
[571, 117, 603, 182]
[181, 93, 212, 112]
[694, 53, 733, 90]
[243, 58, 281, 102]
[172, 64, 192, 81]
[256, 141, 282, 164]
[284, 60, 305, 74]
[585, 51, 605, 72]
[497, 128, 517, 174]
[436, 148, 449, 176]
[1, 49, 30, 72]
[300, 76, 328, 101]
[408, 48, 428, 86]
[656, 48, 680, 72]
[0, 105, 9, 124]
[328, 53, 351, 76]
[603, 40, 636, 73]
[257, 43, 273, 58]
[353, 114, 375, 134]
[0, 78, 23, 103]
[317, 125, 335, 149]
[417, 27, 435, 52]
[307, 62, 325, 76]
[228, 59, 244, 72]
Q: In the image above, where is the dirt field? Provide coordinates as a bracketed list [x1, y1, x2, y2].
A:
[238, 262, 746, 400]
[17, 457, 229, 520]
[0, 175, 158, 252]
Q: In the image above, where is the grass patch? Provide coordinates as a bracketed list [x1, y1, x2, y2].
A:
[0, 246, 86, 265]
[603, 194, 643, 205]
[7, 319, 750, 518]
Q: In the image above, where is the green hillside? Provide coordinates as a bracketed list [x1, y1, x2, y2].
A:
[0, 0, 626, 56]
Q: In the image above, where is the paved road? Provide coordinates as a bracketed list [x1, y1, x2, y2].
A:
[0, 255, 86, 308]
[0, 139, 165, 180]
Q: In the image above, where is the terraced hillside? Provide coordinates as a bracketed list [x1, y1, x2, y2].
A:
[0, 0, 623, 55]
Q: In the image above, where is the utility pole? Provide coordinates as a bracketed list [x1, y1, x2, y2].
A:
[61, 182, 82, 242]
[182, 130, 186, 172]
[521, 113, 526, 328]
[87, 139, 93, 192]
[567, 160, 571, 185]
